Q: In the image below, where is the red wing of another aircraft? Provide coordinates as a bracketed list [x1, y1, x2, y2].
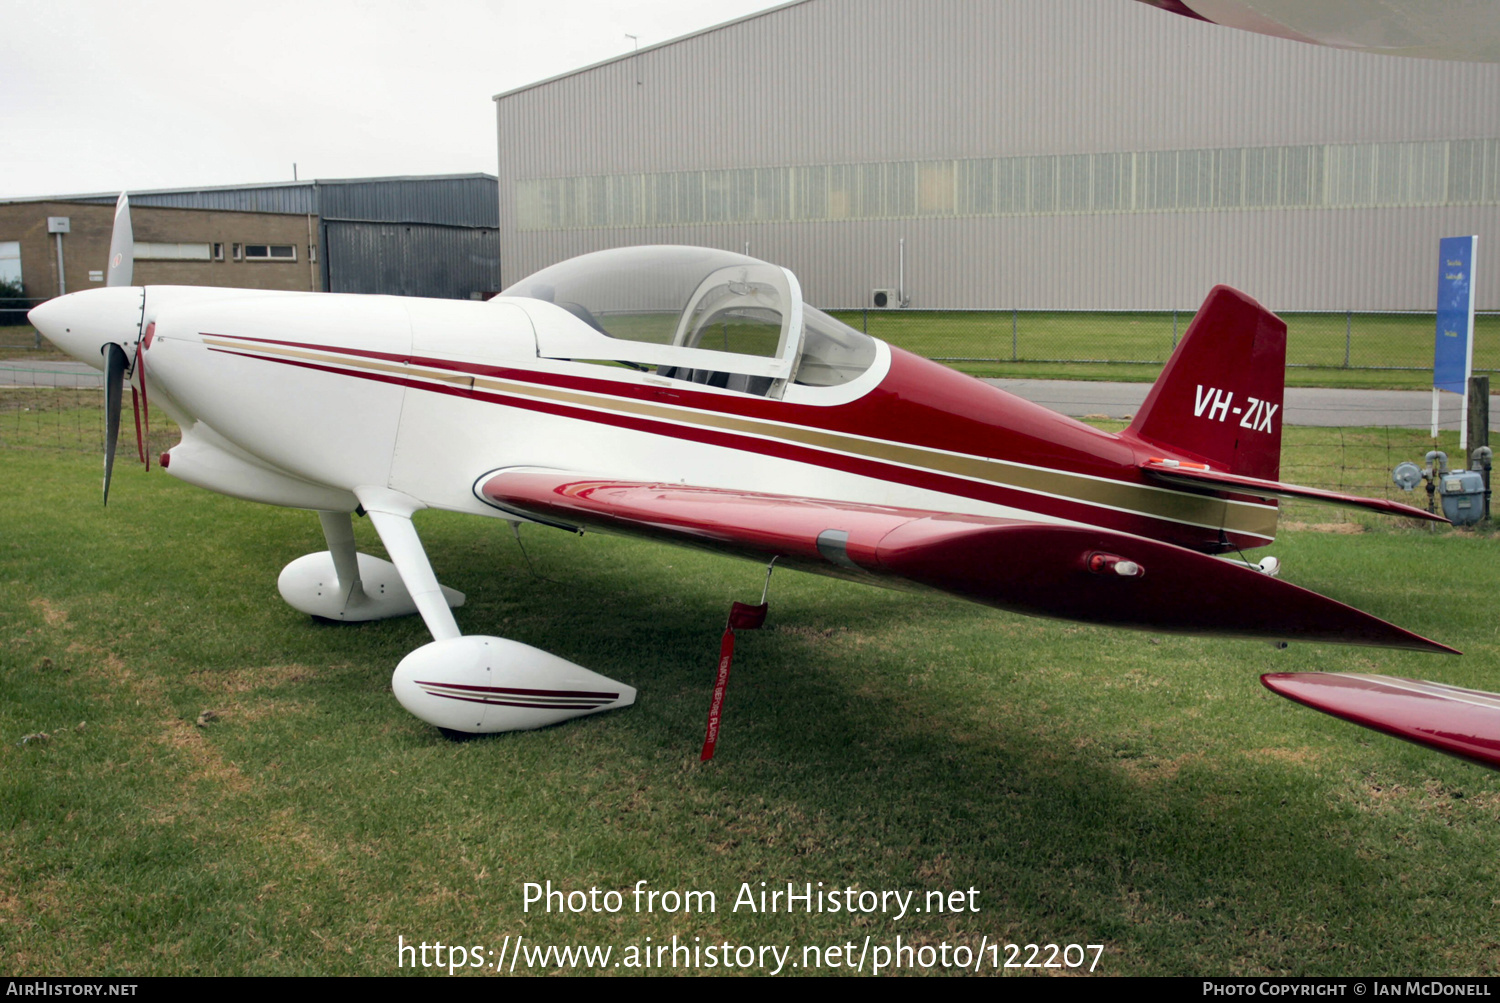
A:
[1135, 0, 1500, 62]
[1263, 673, 1500, 769]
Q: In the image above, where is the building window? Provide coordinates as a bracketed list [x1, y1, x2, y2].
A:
[243, 244, 297, 262]
[0, 241, 21, 289]
[517, 136, 1500, 231]
[213, 243, 224, 261]
[133, 242, 212, 260]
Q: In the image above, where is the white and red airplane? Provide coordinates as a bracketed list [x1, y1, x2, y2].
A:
[27, 196, 1500, 769]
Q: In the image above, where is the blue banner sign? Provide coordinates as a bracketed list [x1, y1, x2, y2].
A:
[1434, 235, 1477, 394]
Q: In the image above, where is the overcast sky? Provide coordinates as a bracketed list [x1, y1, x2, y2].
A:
[1, 0, 784, 199]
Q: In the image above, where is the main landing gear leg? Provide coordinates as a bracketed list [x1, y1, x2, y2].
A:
[352, 487, 636, 735]
[354, 488, 464, 640]
[276, 503, 465, 623]
[318, 510, 366, 610]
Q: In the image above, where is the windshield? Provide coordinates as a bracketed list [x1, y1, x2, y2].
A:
[501, 245, 879, 393]
[501, 246, 770, 345]
[798, 306, 878, 387]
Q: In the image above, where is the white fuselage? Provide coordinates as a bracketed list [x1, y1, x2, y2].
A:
[142, 288, 1097, 533]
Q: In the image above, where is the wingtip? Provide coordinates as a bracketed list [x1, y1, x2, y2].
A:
[1395, 502, 1450, 524]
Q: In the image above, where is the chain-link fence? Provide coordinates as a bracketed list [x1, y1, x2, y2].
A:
[1, 298, 1489, 517]
[0, 374, 1470, 520]
[8, 304, 1497, 373]
[1, 300, 43, 347]
[0, 380, 177, 460]
[827, 308, 1500, 372]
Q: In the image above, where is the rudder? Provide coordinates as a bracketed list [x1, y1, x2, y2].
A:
[1125, 285, 1286, 481]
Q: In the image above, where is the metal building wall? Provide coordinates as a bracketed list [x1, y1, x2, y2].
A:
[64, 175, 502, 299]
[325, 222, 501, 299]
[494, 0, 1500, 310]
[314, 176, 501, 298]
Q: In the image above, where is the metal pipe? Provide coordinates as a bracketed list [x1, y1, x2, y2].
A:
[1474, 446, 1493, 523]
[898, 237, 905, 308]
[307, 212, 317, 291]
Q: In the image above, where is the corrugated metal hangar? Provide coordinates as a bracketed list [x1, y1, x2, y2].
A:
[493, 0, 1500, 311]
[0, 174, 500, 302]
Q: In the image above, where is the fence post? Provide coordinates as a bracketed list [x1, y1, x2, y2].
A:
[1011, 308, 1017, 362]
[1172, 309, 1178, 350]
[862, 307, 867, 334]
[1469, 375, 1490, 521]
[1343, 310, 1351, 368]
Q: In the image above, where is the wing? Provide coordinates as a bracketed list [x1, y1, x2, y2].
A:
[1140, 458, 1447, 523]
[477, 470, 1454, 654]
[1263, 673, 1500, 770]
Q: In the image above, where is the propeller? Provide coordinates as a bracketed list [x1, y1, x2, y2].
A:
[25, 192, 148, 506]
[100, 193, 142, 504]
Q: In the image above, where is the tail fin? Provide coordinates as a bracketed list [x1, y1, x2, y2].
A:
[1125, 286, 1286, 481]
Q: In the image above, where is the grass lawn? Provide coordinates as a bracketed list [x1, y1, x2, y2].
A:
[3, 422, 1498, 975]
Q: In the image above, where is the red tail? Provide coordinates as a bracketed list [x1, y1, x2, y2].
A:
[1125, 286, 1286, 481]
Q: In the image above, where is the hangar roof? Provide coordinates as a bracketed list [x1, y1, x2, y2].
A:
[491, 1, 809, 101]
[0, 174, 499, 229]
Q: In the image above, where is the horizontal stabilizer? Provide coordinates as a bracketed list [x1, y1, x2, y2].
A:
[1141, 459, 1448, 523]
[479, 471, 1454, 654]
[1263, 673, 1500, 769]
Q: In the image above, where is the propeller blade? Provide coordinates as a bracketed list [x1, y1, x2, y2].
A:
[106, 193, 133, 288]
[103, 342, 127, 504]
